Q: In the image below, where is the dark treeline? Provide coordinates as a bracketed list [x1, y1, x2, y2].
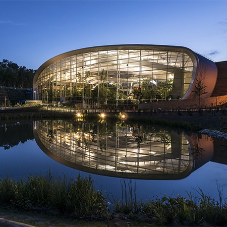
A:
[0, 59, 35, 88]
[0, 122, 34, 149]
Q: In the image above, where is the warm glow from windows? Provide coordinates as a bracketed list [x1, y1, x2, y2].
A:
[76, 112, 81, 117]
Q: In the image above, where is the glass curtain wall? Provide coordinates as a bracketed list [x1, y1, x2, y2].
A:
[37, 49, 194, 108]
[35, 120, 191, 178]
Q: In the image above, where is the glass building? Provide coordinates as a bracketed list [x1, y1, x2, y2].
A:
[33, 45, 217, 108]
[33, 120, 214, 179]
[34, 120, 192, 179]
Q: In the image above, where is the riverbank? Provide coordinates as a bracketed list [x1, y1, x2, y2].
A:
[1, 109, 227, 226]
[127, 109, 227, 131]
[1, 172, 227, 227]
[1, 107, 226, 129]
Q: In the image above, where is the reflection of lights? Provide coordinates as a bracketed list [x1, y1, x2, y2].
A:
[100, 165, 115, 171]
[37, 119, 192, 177]
[167, 145, 171, 150]
[120, 113, 127, 120]
[119, 161, 129, 164]
[76, 112, 82, 118]
[168, 74, 174, 79]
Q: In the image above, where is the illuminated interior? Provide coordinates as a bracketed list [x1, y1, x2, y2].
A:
[34, 45, 197, 107]
[34, 120, 193, 179]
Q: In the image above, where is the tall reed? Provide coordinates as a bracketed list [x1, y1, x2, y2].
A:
[113, 185, 227, 226]
[0, 171, 109, 219]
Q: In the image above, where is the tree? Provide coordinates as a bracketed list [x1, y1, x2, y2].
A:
[100, 69, 107, 87]
[91, 83, 124, 105]
[192, 76, 207, 108]
[0, 59, 35, 88]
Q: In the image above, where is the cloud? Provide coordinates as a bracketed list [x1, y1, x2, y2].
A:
[0, 20, 13, 24]
[0, 20, 27, 26]
[219, 21, 227, 26]
[208, 51, 219, 56]
[218, 20, 227, 34]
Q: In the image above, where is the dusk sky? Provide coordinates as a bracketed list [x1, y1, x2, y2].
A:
[1, 0, 227, 70]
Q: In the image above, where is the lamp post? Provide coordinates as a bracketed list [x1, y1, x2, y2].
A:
[33, 91, 36, 100]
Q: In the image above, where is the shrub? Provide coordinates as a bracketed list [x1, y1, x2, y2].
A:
[0, 172, 109, 219]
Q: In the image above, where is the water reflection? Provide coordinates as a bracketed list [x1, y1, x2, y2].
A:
[33, 120, 215, 180]
[0, 122, 33, 149]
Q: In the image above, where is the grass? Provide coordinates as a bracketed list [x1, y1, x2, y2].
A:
[0, 171, 110, 221]
[112, 180, 227, 226]
[1, 173, 227, 226]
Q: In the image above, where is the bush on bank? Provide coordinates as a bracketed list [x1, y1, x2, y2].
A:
[0, 173, 227, 226]
[114, 191, 227, 226]
[0, 172, 109, 220]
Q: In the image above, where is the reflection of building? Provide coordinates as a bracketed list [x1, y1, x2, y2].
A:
[34, 120, 203, 179]
[33, 45, 217, 107]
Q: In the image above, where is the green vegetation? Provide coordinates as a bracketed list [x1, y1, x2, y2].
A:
[134, 79, 174, 102]
[0, 172, 109, 220]
[0, 173, 227, 226]
[192, 76, 207, 108]
[114, 189, 227, 226]
[109, 179, 227, 226]
[0, 59, 35, 88]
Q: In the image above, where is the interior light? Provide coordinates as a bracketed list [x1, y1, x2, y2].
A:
[120, 113, 127, 120]
[76, 112, 81, 117]
[168, 74, 174, 79]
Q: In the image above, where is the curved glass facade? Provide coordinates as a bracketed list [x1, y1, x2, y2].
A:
[35, 45, 196, 107]
[34, 120, 193, 179]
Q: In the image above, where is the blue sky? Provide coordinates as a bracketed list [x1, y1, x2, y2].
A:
[1, 0, 227, 70]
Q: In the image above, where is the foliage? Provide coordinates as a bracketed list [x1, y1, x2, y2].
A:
[73, 84, 92, 102]
[91, 84, 127, 104]
[113, 183, 227, 226]
[0, 172, 109, 219]
[133, 79, 173, 101]
[112, 179, 140, 215]
[0, 59, 35, 88]
[1, 169, 227, 225]
[192, 76, 207, 108]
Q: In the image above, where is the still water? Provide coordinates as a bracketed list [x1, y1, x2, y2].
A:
[1, 119, 227, 202]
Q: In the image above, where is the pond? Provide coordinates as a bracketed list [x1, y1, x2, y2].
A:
[0, 119, 227, 204]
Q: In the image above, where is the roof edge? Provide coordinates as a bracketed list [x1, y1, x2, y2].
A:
[33, 44, 197, 87]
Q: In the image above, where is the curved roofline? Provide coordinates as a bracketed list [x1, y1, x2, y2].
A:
[33, 127, 194, 180]
[33, 44, 198, 88]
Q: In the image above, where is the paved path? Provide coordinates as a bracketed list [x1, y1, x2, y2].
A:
[0, 218, 35, 227]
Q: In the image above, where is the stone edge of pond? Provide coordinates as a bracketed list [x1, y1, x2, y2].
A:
[198, 129, 227, 140]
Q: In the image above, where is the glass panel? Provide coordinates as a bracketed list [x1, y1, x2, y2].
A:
[36, 47, 195, 104]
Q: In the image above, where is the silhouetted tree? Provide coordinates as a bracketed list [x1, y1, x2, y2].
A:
[192, 76, 207, 108]
[0, 59, 35, 88]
